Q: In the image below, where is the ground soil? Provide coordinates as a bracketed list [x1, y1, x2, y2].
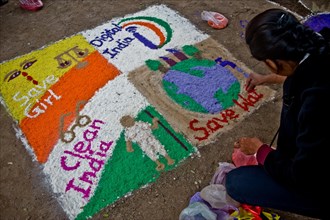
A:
[0, 0, 325, 220]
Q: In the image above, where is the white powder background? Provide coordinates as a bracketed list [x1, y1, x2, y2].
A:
[43, 75, 149, 219]
[81, 4, 208, 74]
[43, 5, 209, 219]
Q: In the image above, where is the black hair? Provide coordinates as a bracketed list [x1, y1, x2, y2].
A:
[245, 8, 329, 61]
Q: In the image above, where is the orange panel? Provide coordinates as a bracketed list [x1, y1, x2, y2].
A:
[20, 51, 120, 163]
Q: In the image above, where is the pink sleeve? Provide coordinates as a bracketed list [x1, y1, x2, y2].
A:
[256, 144, 274, 165]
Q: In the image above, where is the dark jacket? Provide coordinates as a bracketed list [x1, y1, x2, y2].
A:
[263, 44, 330, 199]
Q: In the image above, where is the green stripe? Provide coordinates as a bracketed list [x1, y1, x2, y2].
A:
[76, 106, 196, 220]
[119, 16, 173, 47]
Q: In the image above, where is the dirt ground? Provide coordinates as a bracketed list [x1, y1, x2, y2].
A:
[0, 0, 326, 219]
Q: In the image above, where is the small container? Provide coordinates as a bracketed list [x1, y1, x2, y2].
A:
[201, 11, 228, 29]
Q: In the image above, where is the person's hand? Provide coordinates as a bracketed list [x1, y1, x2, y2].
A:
[234, 137, 263, 155]
[245, 72, 268, 92]
[245, 72, 287, 92]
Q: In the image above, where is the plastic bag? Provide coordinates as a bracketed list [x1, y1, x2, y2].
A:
[211, 162, 236, 185]
[229, 206, 260, 220]
[200, 184, 227, 209]
[200, 184, 239, 209]
[189, 191, 237, 220]
[179, 202, 217, 220]
[232, 148, 258, 167]
[189, 192, 204, 204]
[201, 11, 228, 29]
[229, 205, 283, 220]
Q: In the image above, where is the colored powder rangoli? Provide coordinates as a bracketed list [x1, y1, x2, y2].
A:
[0, 4, 275, 220]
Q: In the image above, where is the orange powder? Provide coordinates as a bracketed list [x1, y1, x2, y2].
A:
[122, 21, 166, 46]
[20, 51, 120, 163]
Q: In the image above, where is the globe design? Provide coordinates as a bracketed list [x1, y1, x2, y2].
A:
[162, 58, 240, 114]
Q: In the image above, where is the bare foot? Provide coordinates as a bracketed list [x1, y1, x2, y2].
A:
[156, 163, 165, 171]
[167, 158, 175, 165]
[165, 155, 175, 165]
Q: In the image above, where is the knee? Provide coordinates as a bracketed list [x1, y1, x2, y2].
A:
[225, 166, 262, 203]
[225, 168, 246, 202]
[225, 169, 238, 196]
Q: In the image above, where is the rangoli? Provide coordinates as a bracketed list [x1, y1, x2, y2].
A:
[0, 4, 275, 220]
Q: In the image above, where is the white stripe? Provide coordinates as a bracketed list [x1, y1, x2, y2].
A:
[43, 75, 149, 219]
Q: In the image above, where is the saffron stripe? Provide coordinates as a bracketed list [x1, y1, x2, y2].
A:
[20, 51, 120, 163]
[122, 21, 166, 46]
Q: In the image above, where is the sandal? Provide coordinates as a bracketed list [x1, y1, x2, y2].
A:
[19, 0, 43, 11]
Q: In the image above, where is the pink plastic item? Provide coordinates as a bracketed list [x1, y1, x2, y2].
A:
[232, 148, 258, 167]
[201, 11, 228, 29]
[19, 0, 43, 11]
